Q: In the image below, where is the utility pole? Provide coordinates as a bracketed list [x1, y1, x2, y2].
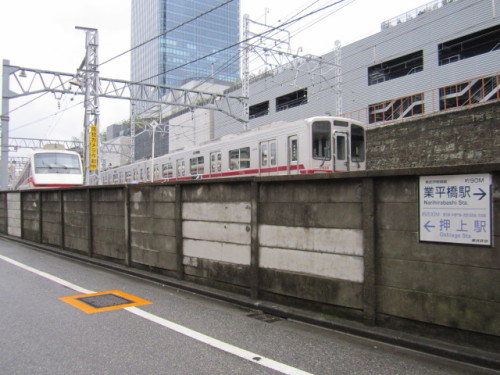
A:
[76, 26, 100, 185]
[242, 15, 250, 129]
[1, 60, 15, 190]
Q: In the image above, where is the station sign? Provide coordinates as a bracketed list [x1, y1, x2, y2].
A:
[419, 174, 492, 246]
[89, 125, 98, 171]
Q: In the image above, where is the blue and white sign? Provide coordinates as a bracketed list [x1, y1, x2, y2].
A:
[419, 174, 492, 246]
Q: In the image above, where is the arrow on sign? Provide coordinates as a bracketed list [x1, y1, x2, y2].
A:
[473, 188, 487, 200]
[423, 220, 435, 232]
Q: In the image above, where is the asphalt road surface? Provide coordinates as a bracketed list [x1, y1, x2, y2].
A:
[0, 238, 498, 375]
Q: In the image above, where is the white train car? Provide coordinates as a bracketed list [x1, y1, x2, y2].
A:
[101, 116, 366, 185]
[14, 146, 84, 190]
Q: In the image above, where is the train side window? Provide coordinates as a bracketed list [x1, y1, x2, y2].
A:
[126, 171, 132, 182]
[270, 141, 277, 166]
[350, 124, 365, 162]
[336, 135, 347, 161]
[210, 152, 221, 173]
[190, 156, 204, 175]
[229, 147, 250, 170]
[133, 169, 138, 181]
[162, 163, 173, 178]
[176, 159, 185, 177]
[290, 137, 298, 162]
[312, 121, 331, 160]
[260, 143, 268, 167]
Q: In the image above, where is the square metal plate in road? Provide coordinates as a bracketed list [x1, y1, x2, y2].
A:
[60, 290, 152, 314]
[77, 293, 134, 309]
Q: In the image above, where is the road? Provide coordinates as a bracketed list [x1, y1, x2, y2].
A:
[0, 237, 497, 375]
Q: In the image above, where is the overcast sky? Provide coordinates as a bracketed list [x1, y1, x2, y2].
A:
[0, 0, 426, 153]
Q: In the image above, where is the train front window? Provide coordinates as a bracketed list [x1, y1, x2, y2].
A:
[312, 121, 331, 160]
[34, 153, 81, 174]
[350, 124, 365, 162]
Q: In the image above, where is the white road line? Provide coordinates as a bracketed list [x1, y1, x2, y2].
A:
[0, 254, 94, 294]
[0, 254, 314, 375]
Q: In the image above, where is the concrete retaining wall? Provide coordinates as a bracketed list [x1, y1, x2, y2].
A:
[1, 164, 498, 350]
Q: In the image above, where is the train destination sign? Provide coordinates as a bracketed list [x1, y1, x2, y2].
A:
[419, 174, 492, 246]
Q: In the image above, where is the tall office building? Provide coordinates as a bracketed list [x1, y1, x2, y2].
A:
[131, 0, 240, 102]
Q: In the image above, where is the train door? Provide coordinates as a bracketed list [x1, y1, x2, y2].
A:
[259, 140, 277, 176]
[210, 151, 222, 176]
[287, 135, 299, 174]
[176, 159, 185, 178]
[333, 131, 349, 172]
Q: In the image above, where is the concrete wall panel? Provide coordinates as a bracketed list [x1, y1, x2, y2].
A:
[7, 193, 21, 237]
[259, 224, 363, 256]
[182, 202, 251, 223]
[260, 247, 364, 283]
[377, 287, 500, 336]
[183, 220, 250, 245]
[183, 238, 250, 266]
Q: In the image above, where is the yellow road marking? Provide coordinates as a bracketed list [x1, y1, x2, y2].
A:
[60, 290, 152, 314]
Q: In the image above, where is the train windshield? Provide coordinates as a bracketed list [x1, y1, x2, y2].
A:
[350, 124, 365, 162]
[34, 153, 81, 174]
[312, 121, 331, 160]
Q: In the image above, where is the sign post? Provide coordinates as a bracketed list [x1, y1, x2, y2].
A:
[419, 174, 492, 246]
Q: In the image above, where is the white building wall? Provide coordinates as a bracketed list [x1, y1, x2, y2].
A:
[212, 0, 499, 136]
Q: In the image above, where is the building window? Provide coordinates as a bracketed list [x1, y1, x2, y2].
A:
[369, 93, 424, 124]
[438, 24, 500, 66]
[368, 51, 423, 86]
[439, 74, 500, 110]
[276, 89, 308, 112]
[249, 101, 269, 119]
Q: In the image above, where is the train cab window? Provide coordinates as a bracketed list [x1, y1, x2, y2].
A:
[350, 124, 365, 162]
[190, 156, 205, 175]
[34, 152, 81, 174]
[162, 163, 173, 178]
[229, 147, 250, 170]
[312, 121, 331, 160]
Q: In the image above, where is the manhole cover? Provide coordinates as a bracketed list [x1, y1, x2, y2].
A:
[77, 293, 134, 309]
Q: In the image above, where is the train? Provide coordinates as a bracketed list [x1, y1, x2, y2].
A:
[101, 116, 366, 185]
[13, 145, 84, 190]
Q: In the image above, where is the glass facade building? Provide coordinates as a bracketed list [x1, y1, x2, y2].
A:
[131, 0, 240, 91]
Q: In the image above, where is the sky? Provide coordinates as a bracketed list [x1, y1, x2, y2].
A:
[0, 0, 427, 156]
